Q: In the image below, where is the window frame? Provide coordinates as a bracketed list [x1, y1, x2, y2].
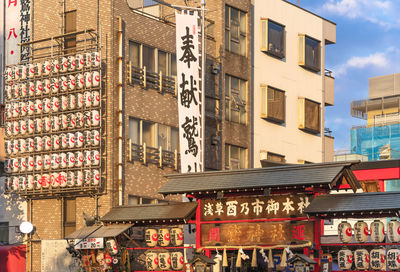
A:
[64, 10, 77, 54]
[225, 5, 247, 56]
[298, 97, 321, 134]
[260, 84, 285, 124]
[225, 74, 247, 125]
[260, 18, 285, 59]
[0, 222, 9, 245]
[225, 144, 247, 170]
[298, 34, 321, 72]
[128, 117, 179, 152]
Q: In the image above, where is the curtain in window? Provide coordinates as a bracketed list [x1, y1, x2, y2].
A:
[158, 51, 167, 75]
[129, 118, 140, 144]
[142, 121, 155, 147]
[268, 88, 284, 122]
[142, 45, 155, 72]
[305, 100, 320, 132]
[129, 42, 140, 67]
[305, 38, 320, 70]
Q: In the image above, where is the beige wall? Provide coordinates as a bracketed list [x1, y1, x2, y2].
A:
[253, 0, 335, 166]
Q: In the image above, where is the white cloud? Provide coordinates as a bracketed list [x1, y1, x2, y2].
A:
[321, 0, 397, 28]
[334, 52, 389, 77]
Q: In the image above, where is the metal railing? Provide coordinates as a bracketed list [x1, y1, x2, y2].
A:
[127, 63, 177, 96]
[128, 140, 180, 171]
[324, 68, 333, 78]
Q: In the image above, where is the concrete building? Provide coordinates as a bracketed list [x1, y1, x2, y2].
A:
[252, 0, 336, 167]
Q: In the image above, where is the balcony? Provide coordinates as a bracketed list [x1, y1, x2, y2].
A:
[324, 131, 334, 162]
[127, 64, 177, 96]
[127, 142, 180, 171]
[324, 69, 334, 106]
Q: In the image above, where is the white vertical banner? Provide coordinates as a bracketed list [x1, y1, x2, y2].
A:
[176, 11, 202, 173]
[5, 0, 21, 65]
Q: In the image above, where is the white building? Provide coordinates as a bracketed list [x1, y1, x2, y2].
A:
[253, 0, 336, 166]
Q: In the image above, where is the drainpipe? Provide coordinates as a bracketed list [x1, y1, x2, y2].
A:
[117, 17, 124, 206]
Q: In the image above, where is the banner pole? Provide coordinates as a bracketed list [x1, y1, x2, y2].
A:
[201, 0, 206, 172]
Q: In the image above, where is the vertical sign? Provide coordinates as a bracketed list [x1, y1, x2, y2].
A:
[176, 11, 202, 173]
[5, 0, 31, 65]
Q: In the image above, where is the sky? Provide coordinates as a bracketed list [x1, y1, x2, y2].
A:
[287, 0, 400, 152]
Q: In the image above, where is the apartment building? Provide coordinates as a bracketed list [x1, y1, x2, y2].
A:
[253, 0, 336, 166]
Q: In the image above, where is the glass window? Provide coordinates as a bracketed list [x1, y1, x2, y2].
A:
[129, 118, 140, 144]
[261, 86, 285, 123]
[0, 222, 9, 244]
[128, 195, 139, 205]
[267, 20, 285, 58]
[225, 144, 247, 170]
[158, 124, 169, 150]
[305, 36, 320, 71]
[305, 99, 320, 133]
[64, 10, 77, 54]
[142, 121, 155, 147]
[225, 75, 247, 124]
[142, 45, 155, 72]
[158, 50, 167, 75]
[129, 41, 140, 67]
[170, 54, 177, 76]
[225, 6, 246, 56]
[64, 198, 76, 238]
[171, 127, 179, 152]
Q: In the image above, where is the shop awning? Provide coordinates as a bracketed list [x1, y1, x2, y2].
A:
[100, 202, 197, 224]
[304, 191, 400, 218]
[159, 162, 362, 196]
[65, 224, 133, 239]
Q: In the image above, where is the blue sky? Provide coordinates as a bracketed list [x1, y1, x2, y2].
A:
[287, 0, 400, 151]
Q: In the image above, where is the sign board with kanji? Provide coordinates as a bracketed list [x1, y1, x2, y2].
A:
[74, 238, 104, 249]
[201, 195, 312, 221]
[201, 221, 314, 246]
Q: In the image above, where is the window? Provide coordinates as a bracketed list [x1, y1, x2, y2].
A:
[260, 85, 285, 123]
[128, 195, 167, 205]
[0, 222, 9, 245]
[129, 117, 179, 151]
[64, 198, 76, 238]
[225, 5, 246, 56]
[64, 10, 77, 54]
[128, 41, 177, 77]
[260, 19, 285, 58]
[298, 34, 320, 72]
[266, 152, 285, 163]
[225, 144, 247, 170]
[225, 75, 247, 124]
[298, 98, 320, 134]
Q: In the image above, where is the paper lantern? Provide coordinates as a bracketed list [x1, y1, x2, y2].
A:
[61, 57, 68, 73]
[43, 60, 51, 75]
[35, 80, 43, 96]
[51, 77, 59, 94]
[354, 249, 369, 270]
[83, 170, 91, 185]
[354, 221, 369, 243]
[34, 155, 43, 171]
[146, 252, 159, 271]
[370, 220, 385, 243]
[67, 56, 76, 71]
[67, 172, 75, 187]
[27, 156, 34, 171]
[19, 157, 26, 172]
[338, 249, 353, 270]
[387, 248, 400, 270]
[91, 150, 100, 166]
[41, 174, 50, 188]
[96, 252, 105, 266]
[92, 71, 100, 87]
[19, 102, 27, 116]
[74, 151, 84, 167]
[20, 83, 27, 97]
[43, 155, 51, 170]
[387, 220, 400, 242]
[338, 221, 353, 243]
[105, 239, 118, 255]
[76, 54, 84, 70]
[170, 228, 184, 246]
[66, 152, 75, 168]
[19, 120, 27, 135]
[92, 52, 100, 67]
[92, 170, 100, 185]
[28, 82, 35, 96]
[43, 136, 51, 151]
[61, 95, 68, 111]
[75, 171, 83, 186]
[59, 153, 67, 168]
[158, 228, 171, 247]
[18, 176, 26, 190]
[370, 248, 385, 270]
[43, 117, 51, 132]
[145, 228, 158, 247]
[158, 252, 171, 270]
[59, 172, 67, 187]
[171, 252, 184, 271]
[60, 76, 68, 92]
[27, 175, 34, 190]
[51, 59, 59, 73]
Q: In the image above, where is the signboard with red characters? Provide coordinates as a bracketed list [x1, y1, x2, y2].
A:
[74, 238, 104, 249]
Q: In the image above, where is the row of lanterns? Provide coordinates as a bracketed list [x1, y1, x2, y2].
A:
[4, 150, 100, 173]
[338, 220, 400, 243]
[5, 91, 100, 119]
[5, 52, 100, 82]
[5, 111, 101, 137]
[338, 248, 400, 270]
[5, 130, 100, 154]
[146, 251, 184, 271]
[5, 73, 100, 101]
[5, 169, 100, 191]
[145, 228, 184, 247]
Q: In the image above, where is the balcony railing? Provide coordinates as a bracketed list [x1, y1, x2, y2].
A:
[127, 63, 177, 96]
[127, 141, 180, 171]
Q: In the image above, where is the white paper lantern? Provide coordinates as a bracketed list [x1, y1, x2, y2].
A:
[60, 76, 68, 92]
[26, 175, 34, 190]
[158, 229, 171, 247]
[92, 71, 100, 87]
[67, 172, 75, 187]
[59, 153, 67, 168]
[67, 56, 76, 71]
[84, 52, 92, 67]
[170, 228, 184, 246]
[20, 83, 27, 97]
[74, 151, 83, 167]
[92, 170, 100, 186]
[354, 249, 369, 270]
[338, 249, 353, 270]
[387, 248, 400, 270]
[76, 54, 84, 70]
[370, 248, 386, 270]
[75, 171, 83, 186]
[51, 59, 59, 73]
[43, 79, 51, 94]
[27, 156, 34, 171]
[354, 221, 369, 243]
[35, 80, 43, 96]
[338, 221, 353, 243]
[43, 155, 51, 170]
[19, 101, 27, 117]
[92, 52, 100, 67]
[171, 252, 184, 271]
[51, 77, 59, 94]
[43, 61, 51, 75]
[370, 220, 385, 243]
[145, 228, 158, 247]
[158, 252, 171, 271]
[105, 239, 118, 255]
[60, 57, 68, 73]
[146, 252, 159, 271]
[41, 174, 50, 188]
[388, 220, 400, 242]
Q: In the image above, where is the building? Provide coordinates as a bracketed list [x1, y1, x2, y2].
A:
[350, 73, 400, 191]
[2, 0, 336, 270]
[252, 0, 336, 166]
